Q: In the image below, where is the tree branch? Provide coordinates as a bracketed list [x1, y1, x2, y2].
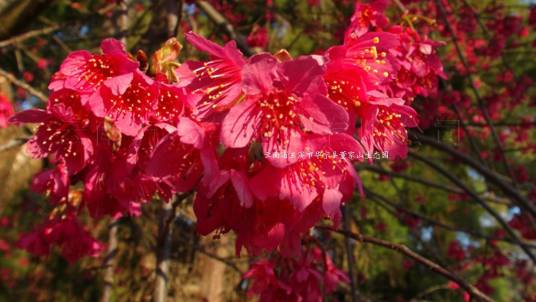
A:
[434, 0, 515, 182]
[365, 188, 536, 249]
[342, 205, 359, 302]
[359, 164, 511, 205]
[0, 24, 59, 48]
[154, 192, 191, 302]
[154, 200, 174, 302]
[0, 136, 29, 152]
[411, 132, 536, 218]
[100, 220, 119, 302]
[321, 227, 495, 302]
[409, 151, 536, 264]
[196, 248, 243, 274]
[195, 0, 253, 56]
[0, 68, 47, 102]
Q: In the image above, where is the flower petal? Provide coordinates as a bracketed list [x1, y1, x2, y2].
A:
[298, 94, 349, 134]
[221, 98, 261, 148]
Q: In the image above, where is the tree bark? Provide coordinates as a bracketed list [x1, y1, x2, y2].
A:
[154, 200, 174, 302]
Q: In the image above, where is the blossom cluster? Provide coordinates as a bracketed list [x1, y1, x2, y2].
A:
[9, 1, 444, 299]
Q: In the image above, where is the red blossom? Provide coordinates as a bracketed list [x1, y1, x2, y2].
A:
[17, 215, 103, 263]
[222, 54, 348, 167]
[10, 108, 94, 174]
[180, 32, 246, 120]
[244, 247, 348, 302]
[90, 70, 158, 136]
[247, 25, 269, 49]
[447, 240, 466, 261]
[49, 39, 138, 98]
[0, 94, 14, 128]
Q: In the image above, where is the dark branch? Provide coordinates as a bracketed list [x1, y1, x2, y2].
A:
[434, 0, 515, 182]
[411, 132, 536, 218]
[0, 24, 59, 48]
[409, 151, 536, 264]
[195, 0, 253, 56]
[365, 188, 536, 249]
[321, 227, 495, 302]
[0, 68, 47, 102]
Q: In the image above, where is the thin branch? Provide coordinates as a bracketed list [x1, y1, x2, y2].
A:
[342, 205, 359, 302]
[411, 283, 452, 301]
[100, 220, 119, 302]
[392, 0, 409, 14]
[0, 137, 29, 152]
[434, 0, 515, 182]
[116, 0, 129, 45]
[409, 151, 536, 264]
[174, 0, 184, 39]
[411, 132, 536, 218]
[154, 192, 191, 302]
[464, 121, 536, 128]
[321, 227, 495, 302]
[0, 25, 59, 48]
[360, 164, 462, 193]
[451, 103, 485, 165]
[51, 35, 72, 53]
[359, 164, 511, 205]
[197, 248, 243, 274]
[195, 0, 253, 56]
[0, 68, 47, 102]
[365, 188, 536, 249]
[154, 200, 174, 302]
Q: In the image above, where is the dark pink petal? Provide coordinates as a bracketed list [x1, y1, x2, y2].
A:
[193, 193, 225, 235]
[249, 165, 280, 201]
[298, 94, 349, 134]
[280, 55, 326, 96]
[47, 217, 104, 263]
[221, 98, 262, 148]
[305, 133, 363, 156]
[97, 71, 157, 136]
[322, 188, 343, 220]
[9, 109, 52, 124]
[17, 229, 50, 257]
[31, 165, 69, 204]
[103, 73, 134, 95]
[145, 133, 202, 192]
[262, 127, 303, 168]
[152, 83, 185, 124]
[280, 171, 319, 211]
[230, 170, 253, 207]
[241, 54, 278, 95]
[48, 50, 92, 91]
[186, 31, 229, 58]
[186, 32, 245, 66]
[177, 117, 205, 148]
[24, 119, 93, 174]
[366, 90, 404, 106]
[84, 167, 122, 219]
[100, 38, 127, 54]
